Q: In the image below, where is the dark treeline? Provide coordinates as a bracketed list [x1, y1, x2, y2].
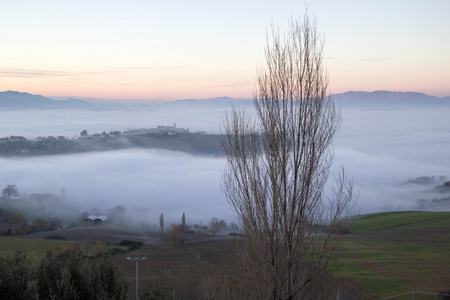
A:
[0, 133, 224, 157]
[0, 247, 128, 300]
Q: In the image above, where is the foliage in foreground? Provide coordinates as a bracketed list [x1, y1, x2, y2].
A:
[0, 247, 128, 300]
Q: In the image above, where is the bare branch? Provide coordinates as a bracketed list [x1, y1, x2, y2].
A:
[222, 11, 356, 299]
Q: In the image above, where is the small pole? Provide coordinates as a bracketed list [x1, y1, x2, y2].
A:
[126, 257, 147, 300]
[412, 289, 415, 300]
[136, 260, 138, 300]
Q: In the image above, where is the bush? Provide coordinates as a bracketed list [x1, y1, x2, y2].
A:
[440, 289, 450, 300]
[45, 234, 66, 240]
[118, 240, 143, 251]
[0, 247, 128, 299]
[170, 225, 186, 245]
[36, 247, 128, 299]
[0, 251, 33, 300]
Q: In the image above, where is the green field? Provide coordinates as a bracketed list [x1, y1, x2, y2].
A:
[0, 236, 79, 257]
[1, 211, 449, 299]
[335, 211, 450, 298]
[352, 211, 450, 233]
[0, 236, 129, 260]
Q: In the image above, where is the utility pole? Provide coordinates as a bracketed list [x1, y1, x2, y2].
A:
[126, 257, 147, 300]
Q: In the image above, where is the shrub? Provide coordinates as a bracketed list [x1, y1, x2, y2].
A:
[36, 247, 128, 299]
[45, 234, 66, 240]
[0, 250, 33, 300]
[118, 240, 143, 251]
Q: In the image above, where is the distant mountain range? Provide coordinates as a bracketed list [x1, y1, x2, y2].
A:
[1, 90, 449, 111]
[333, 91, 450, 108]
[0, 91, 98, 110]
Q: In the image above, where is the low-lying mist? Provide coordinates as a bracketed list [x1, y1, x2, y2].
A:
[1, 104, 449, 227]
[334, 109, 450, 212]
[0, 149, 228, 226]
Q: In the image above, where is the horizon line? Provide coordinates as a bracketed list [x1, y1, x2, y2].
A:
[2, 89, 450, 102]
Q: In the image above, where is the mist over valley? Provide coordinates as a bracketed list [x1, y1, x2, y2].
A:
[1, 91, 449, 228]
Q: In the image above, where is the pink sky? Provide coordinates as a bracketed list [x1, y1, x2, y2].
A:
[1, 1, 449, 100]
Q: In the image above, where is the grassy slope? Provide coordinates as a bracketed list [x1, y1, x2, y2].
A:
[0, 235, 131, 265]
[335, 211, 450, 298]
[352, 211, 450, 233]
[0, 236, 79, 257]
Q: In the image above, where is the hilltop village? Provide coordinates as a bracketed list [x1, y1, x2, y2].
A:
[0, 124, 220, 157]
[1, 124, 189, 144]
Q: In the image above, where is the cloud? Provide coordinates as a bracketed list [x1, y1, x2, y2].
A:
[0, 65, 186, 82]
[0, 67, 108, 79]
[361, 58, 387, 61]
[118, 65, 186, 72]
[199, 81, 253, 89]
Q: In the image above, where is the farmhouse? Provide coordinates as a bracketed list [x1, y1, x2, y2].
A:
[9, 136, 27, 142]
[83, 215, 109, 226]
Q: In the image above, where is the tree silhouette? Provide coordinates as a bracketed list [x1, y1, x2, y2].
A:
[222, 12, 356, 299]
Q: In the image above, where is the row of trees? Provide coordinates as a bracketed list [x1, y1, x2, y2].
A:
[167, 212, 240, 244]
[0, 207, 63, 236]
[0, 247, 128, 300]
[159, 212, 239, 245]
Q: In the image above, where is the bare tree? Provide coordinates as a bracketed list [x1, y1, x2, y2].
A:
[2, 184, 20, 199]
[222, 12, 356, 299]
[209, 217, 227, 232]
[159, 213, 164, 232]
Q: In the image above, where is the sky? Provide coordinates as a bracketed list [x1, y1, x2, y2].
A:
[1, 0, 449, 100]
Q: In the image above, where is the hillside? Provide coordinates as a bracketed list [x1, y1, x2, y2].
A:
[352, 210, 450, 233]
[0, 90, 251, 111]
[334, 90, 450, 109]
[336, 211, 450, 298]
[0, 91, 97, 110]
[0, 133, 225, 157]
[2, 90, 450, 111]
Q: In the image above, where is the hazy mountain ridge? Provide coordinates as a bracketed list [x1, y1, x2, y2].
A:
[0, 91, 99, 110]
[0, 91, 253, 111]
[333, 90, 450, 108]
[1, 90, 449, 111]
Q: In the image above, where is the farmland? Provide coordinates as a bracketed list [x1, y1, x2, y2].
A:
[1, 211, 449, 299]
[336, 211, 450, 298]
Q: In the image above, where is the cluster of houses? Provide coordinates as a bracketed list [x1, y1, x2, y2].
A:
[78, 124, 189, 140]
[1, 124, 189, 145]
[36, 136, 67, 142]
[78, 130, 121, 140]
[0, 135, 67, 144]
[0, 136, 27, 143]
[123, 124, 188, 136]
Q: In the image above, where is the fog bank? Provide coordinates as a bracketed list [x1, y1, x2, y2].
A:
[1, 105, 449, 226]
[0, 149, 229, 226]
